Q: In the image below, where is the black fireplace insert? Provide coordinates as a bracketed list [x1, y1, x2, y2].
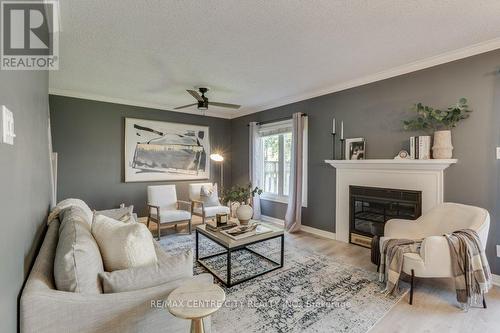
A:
[349, 185, 422, 248]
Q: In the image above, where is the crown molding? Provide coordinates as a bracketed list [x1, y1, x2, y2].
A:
[50, 37, 500, 120]
[234, 37, 500, 119]
[48, 88, 233, 119]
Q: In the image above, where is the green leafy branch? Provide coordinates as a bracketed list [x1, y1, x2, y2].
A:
[403, 98, 472, 132]
[221, 183, 263, 205]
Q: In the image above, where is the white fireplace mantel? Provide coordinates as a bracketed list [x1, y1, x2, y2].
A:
[325, 159, 457, 170]
[325, 159, 457, 243]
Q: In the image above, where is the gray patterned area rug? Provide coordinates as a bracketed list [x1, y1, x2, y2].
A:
[160, 231, 404, 333]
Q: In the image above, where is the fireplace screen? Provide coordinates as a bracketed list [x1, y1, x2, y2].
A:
[349, 186, 422, 248]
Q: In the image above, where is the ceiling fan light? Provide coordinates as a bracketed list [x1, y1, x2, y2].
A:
[197, 100, 208, 110]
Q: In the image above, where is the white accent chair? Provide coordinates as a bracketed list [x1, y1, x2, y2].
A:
[189, 183, 230, 223]
[147, 185, 192, 240]
[380, 202, 490, 305]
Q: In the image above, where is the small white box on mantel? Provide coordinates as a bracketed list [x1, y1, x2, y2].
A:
[1, 105, 16, 145]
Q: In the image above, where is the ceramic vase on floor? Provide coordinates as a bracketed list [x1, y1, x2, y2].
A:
[236, 204, 253, 225]
[432, 130, 453, 159]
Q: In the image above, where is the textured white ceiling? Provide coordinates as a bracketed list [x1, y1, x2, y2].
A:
[49, 0, 500, 118]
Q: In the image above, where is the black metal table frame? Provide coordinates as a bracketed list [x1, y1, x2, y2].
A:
[195, 229, 284, 287]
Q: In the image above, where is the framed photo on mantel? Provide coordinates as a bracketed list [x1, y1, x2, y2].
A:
[345, 138, 365, 160]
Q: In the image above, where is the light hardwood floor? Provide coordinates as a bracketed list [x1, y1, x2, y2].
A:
[150, 218, 500, 333]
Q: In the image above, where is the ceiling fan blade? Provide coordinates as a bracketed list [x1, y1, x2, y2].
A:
[187, 89, 204, 102]
[210, 101, 241, 109]
[174, 103, 197, 110]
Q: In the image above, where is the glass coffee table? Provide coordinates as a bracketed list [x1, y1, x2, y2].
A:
[195, 221, 284, 287]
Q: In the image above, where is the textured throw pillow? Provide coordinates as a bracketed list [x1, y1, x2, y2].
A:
[200, 184, 221, 207]
[54, 206, 104, 294]
[99, 249, 193, 293]
[95, 205, 135, 223]
[91, 214, 157, 271]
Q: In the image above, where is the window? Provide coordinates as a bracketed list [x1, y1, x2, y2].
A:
[262, 132, 291, 198]
[257, 119, 307, 206]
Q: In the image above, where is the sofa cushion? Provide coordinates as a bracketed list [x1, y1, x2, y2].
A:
[99, 248, 193, 293]
[96, 205, 135, 223]
[91, 214, 157, 271]
[47, 198, 94, 226]
[54, 206, 104, 294]
[152, 208, 191, 223]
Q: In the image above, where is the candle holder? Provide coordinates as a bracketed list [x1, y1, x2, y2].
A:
[331, 133, 336, 159]
[340, 138, 346, 160]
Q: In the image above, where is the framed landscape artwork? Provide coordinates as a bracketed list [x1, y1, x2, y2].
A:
[124, 118, 210, 182]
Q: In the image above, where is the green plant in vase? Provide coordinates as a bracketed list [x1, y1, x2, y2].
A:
[403, 98, 472, 159]
[221, 184, 263, 225]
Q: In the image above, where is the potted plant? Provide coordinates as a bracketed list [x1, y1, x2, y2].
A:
[221, 184, 263, 225]
[403, 98, 472, 159]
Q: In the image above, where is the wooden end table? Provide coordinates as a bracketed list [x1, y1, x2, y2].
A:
[166, 283, 225, 333]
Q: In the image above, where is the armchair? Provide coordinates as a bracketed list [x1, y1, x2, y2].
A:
[147, 185, 192, 240]
[189, 183, 230, 223]
[380, 202, 490, 305]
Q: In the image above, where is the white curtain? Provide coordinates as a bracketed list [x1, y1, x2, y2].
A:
[249, 122, 262, 219]
[284, 113, 305, 232]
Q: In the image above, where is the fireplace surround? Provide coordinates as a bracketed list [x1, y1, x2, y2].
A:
[325, 159, 457, 243]
[349, 185, 422, 248]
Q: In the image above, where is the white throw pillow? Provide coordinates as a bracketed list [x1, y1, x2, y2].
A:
[91, 214, 157, 271]
[200, 184, 221, 207]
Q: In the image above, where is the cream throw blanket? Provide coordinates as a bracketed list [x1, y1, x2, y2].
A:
[379, 238, 422, 295]
[444, 229, 492, 306]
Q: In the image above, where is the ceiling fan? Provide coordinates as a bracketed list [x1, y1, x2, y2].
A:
[174, 87, 241, 111]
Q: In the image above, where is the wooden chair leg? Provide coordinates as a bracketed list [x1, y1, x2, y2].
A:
[146, 216, 151, 229]
[157, 222, 161, 241]
[409, 269, 415, 305]
[483, 293, 487, 309]
[188, 219, 192, 234]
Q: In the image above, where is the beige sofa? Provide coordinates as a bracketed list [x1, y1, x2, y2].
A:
[21, 216, 213, 333]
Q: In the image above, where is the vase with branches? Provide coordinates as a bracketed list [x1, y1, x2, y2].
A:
[403, 98, 472, 159]
[221, 184, 263, 224]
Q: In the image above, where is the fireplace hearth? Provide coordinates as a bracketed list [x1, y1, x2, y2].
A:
[349, 185, 422, 248]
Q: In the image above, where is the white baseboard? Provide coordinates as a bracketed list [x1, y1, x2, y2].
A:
[260, 215, 336, 240]
[492, 274, 500, 287]
[300, 225, 336, 240]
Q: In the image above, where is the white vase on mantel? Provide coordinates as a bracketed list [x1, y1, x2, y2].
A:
[432, 130, 453, 159]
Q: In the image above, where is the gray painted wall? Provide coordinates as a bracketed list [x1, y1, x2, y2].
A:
[49, 95, 232, 216]
[0, 72, 52, 331]
[231, 49, 500, 274]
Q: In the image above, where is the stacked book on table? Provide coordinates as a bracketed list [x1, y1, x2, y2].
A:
[206, 221, 273, 240]
[221, 222, 273, 240]
[410, 136, 431, 159]
[205, 221, 238, 232]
